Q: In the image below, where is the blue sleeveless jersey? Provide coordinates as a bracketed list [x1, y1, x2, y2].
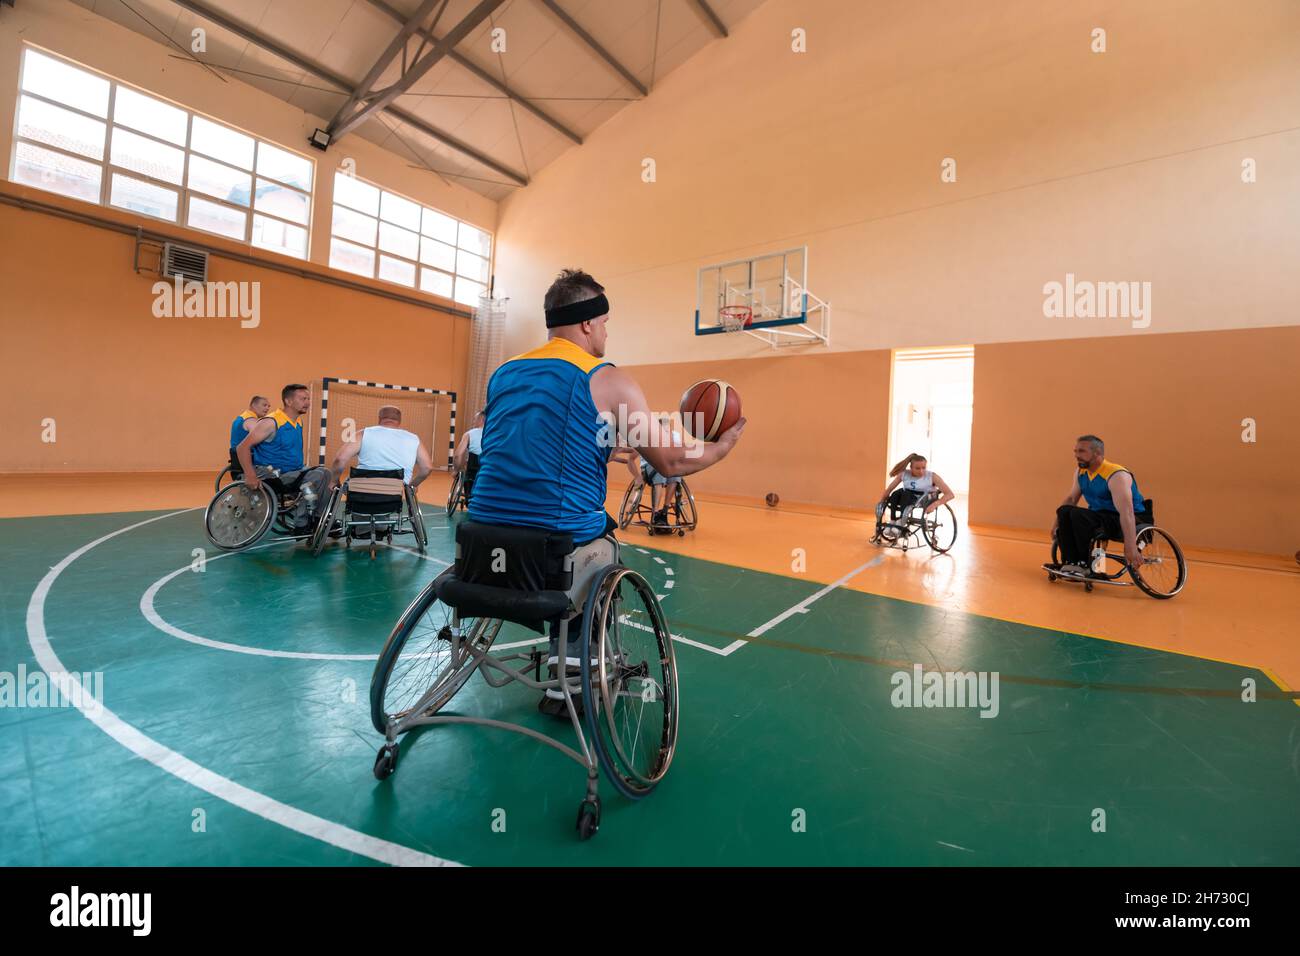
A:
[469, 338, 613, 541]
[1078, 460, 1145, 514]
[229, 411, 256, 449]
[251, 410, 305, 472]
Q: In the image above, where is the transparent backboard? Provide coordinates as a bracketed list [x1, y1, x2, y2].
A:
[695, 246, 809, 335]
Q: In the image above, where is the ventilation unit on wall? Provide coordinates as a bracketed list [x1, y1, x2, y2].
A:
[161, 242, 208, 283]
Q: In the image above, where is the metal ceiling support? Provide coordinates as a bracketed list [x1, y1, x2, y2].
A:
[325, 0, 444, 138]
[364, 0, 582, 146]
[329, 0, 505, 141]
[536, 0, 648, 97]
[166, 0, 527, 186]
[689, 0, 728, 38]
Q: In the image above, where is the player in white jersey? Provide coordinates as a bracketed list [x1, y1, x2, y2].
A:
[330, 405, 434, 489]
[874, 453, 955, 540]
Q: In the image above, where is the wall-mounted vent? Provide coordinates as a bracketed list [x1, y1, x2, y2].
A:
[162, 242, 208, 283]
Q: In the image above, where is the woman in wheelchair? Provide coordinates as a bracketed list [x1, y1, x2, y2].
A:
[622, 446, 684, 535]
[873, 453, 955, 542]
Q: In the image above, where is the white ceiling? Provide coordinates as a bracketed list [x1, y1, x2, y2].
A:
[70, 0, 769, 201]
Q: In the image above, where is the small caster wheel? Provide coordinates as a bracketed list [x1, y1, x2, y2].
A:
[1047, 573, 1057, 582]
[1084, 582, 1094, 592]
[677, 529, 685, 537]
[373, 742, 398, 780]
[576, 798, 601, 841]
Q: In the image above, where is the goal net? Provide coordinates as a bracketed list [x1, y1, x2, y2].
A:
[316, 378, 457, 471]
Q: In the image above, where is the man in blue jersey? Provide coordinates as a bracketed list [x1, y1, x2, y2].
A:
[229, 395, 271, 453]
[234, 383, 332, 534]
[1048, 434, 1149, 576]
[470, 269, 745, 716]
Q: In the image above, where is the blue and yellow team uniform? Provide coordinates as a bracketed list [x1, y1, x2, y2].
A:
[469, 337, 613, 542]
[251, 409, 305, 472]
[229, 411, 258, 449]
[1078, 460, 1146, 514]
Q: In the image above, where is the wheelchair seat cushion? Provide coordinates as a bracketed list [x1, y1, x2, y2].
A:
[434, 568, 570, 632]
[455, 520, 575, 592]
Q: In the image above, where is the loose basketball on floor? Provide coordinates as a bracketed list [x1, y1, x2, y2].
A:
[680, 379, 742, 441]
[766, 493, 779, 507]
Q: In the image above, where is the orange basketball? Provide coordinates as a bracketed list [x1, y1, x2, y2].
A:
[680, 379, 741, 442]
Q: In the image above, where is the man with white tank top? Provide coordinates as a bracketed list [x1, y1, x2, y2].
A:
[330, 405, 434, 489]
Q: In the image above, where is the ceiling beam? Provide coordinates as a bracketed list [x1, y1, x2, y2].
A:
[688, 0, 728, 38]
[330, 0, 505, 141]
[166, 0, 527, 186]
[364, 0, 582, 146]
[536, 0, 648, 97]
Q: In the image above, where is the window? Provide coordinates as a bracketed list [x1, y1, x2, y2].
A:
[329, 170, 492, 303]
[9, 47, 313, 259]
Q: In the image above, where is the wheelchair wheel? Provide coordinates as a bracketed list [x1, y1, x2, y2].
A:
[370, 578, 502, 735]
[214, 465, 237, 493]
[674, 481, 698, 532]
[618, 482, 642, 530]
[580, 565, 678, 800]
[204, 482, 276, 551]
[922, 503, 958, 553]
[309, 486, 342, 556]
[446, 471, 464, 517]
[407, 485, 428, 553]
[1130, 526, 1186, 599]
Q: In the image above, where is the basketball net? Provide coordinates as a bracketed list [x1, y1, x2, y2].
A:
[719, 305, 753, 333]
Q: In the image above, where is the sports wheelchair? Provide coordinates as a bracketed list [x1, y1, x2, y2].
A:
[618, 476, 698, 537]
[309, 468, 427, 558]
[871, 491, 958, 554]
[203, 465, 318, 551]
[214, 447, 246, 492]
[1045, 498, 1186, 599]
[445, 454, 479, 516]
[370, 520, 679, 840]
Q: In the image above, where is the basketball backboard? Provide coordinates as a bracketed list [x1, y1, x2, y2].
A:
[694, 246, 830, 346]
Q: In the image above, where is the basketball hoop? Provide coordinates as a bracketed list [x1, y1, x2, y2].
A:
[719, 305, 753, 332]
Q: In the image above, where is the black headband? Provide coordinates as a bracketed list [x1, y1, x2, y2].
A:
[545, 294, 609, 328]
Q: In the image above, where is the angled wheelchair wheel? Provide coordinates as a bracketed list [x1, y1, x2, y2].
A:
[204, 482, 276, 551]
[580, 565, 679, 800]
[445, 471, 464, 517]
[214, 465, 238, 493]
[370, 577, 502, 735]
[309, 486, 342, 556]
[922, 503, 958, 553]
[618, 482, 642, 530]
[674, 481, 698, 532]
[407, 485, 428, 553]
[1130, 526, 1186, 599]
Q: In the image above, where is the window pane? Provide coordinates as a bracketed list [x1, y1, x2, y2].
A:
[12, 141, 102, 202]
[453, 277, 485, 306]
[379, 255, 416, 287]
[189, 154, 253, 206]
[21, 50, 109, 118]
[333, 172, 378, 216]
[421, 206, 457, 243]
[17, 94, 105, 160]
[456, 248, 489, 283]
[419, 236, 456, 272]
[380, 191, 420, 230]
[419, 267, 453, 298]
[331, 204, 377, 246]
[252, 214, 308, 259]
[187, 196, 247, 240]
[254, 179, 309, 225]
[256, 141, 312, 191]
[191, 115, 254, 170]
[330, 237, 375, 278]
[458, 222, 491, 257]
[110, 126, 184, 185]
[378, 221, 418, 259]
[109, 172, 178, 221]
[113, 86, 188, 146]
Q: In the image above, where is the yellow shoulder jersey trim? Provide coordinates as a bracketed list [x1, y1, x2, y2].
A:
[507, 337, 605, 374]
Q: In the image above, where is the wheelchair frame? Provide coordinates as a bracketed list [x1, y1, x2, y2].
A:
[871, 491, 958, 554]
[618, 476, 698, 536]
[1046, 505, 1186, 599]
[203, 472, 314, 551]
[370, 530, 679, 840]
[310, 473, 427, 558]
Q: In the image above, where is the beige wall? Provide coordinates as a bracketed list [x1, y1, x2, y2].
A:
[494, 0, 1300, 364]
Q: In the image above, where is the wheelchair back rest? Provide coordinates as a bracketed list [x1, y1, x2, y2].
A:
[346, 468, 406, 514]
[228, 447, 244, 477]
[455, 520, 575, 592]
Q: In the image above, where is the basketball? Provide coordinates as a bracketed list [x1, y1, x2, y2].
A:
[766, 493, 779, 507]
[680, 379, 742, 442]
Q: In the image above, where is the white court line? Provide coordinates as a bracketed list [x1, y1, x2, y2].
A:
[718, 556, 885, 656]
[619, 614, 728, 656]
[26, 509, 457, 867]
